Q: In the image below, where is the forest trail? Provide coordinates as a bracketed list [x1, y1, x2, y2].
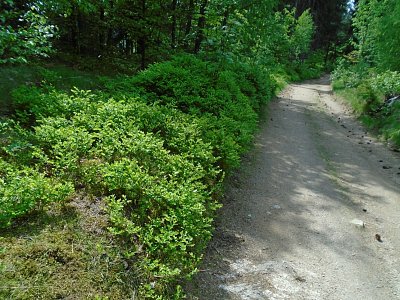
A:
[186, 77, 400, 300]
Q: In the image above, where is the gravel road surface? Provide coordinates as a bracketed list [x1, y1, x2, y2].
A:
[186, 77, 400, 300]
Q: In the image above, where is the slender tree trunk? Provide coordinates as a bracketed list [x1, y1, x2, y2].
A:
[184, 0, 194, 50]
[171, 0, 177, 49]
[71, 4, 81, 54]
[221, 6, 230, 52]
[99, 5, 105, 53]
[138, 0, 146, 69]
[107, 0, 114, 48]
[194, 0, 208, 53]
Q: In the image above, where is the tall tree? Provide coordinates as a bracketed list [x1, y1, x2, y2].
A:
[279, 0, 348, 49]
[353, 0, 400, 71]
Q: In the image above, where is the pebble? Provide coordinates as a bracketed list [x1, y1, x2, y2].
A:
[350, 219, 365, 228]
[375, 234, 382, 242]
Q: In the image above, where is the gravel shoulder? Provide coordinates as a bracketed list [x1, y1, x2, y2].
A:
[186, 76, 400, 300]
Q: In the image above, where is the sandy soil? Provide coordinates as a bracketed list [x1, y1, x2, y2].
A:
[186, 77, 400, 300]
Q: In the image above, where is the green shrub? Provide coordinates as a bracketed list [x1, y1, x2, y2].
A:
[356, 83, 381, 114]
[331, 60, 371, 89]
[370, 71, 400, 96]
[4, 54, 275, 298]
[27, 94, 221, 297]
[0, 158, 73, 228]
[12, 86, 101, 124]
[102, 54, 273, 169]
[0, 119, 37, 165]
[333, 63, 400, 148]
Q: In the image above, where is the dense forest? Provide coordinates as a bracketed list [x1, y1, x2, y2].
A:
[0, 0, 399, 299]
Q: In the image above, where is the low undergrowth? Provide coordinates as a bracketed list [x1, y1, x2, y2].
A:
[0, 54, 278, 299]
[0, 64, 103, 116]
[332, 65, 400, 148]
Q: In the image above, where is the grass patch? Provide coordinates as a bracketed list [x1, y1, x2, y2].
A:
[0, 64, 103, 116]
[0, 196, 140, 299]
[334, 85, 400, 148]
[335, 88, 368, 116]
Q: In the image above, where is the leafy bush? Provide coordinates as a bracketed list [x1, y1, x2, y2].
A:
[5, 54, 275, 298]
[333, 62, 400, 148]
[370, 71, 400, 96]
[0, 119, 37, 165]
[102, 54, 273, 169]
[12, 87, 101, 124]
[0, 158, 73, 228]
[28, 95, 221, 297]
[0, 4, 56, 64]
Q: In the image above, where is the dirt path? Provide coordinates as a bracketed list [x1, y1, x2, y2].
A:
[186, 77, 400, 300]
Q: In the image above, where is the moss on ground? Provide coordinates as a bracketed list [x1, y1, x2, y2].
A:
[0, 196, 140, 299]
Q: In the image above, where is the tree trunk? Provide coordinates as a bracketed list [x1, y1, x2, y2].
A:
[184, 0, 195, 50]
[99, 5, 105, 53]
[139, 0, 146, 69]
[71, 4, 81, 54]
[171, 0, 177, 49]
[221, 6, 230, 52]
[107, 0, 114, 48]
[194, 0, 208, 53]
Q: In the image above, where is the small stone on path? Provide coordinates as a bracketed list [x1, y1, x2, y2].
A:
[350, 219, 365, 228]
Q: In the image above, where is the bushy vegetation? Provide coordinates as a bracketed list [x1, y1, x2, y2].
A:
[0, 0, 330, 298]
[0, 158, 73, 228]
[0, 64, 103, 116]
[0, 2, 56, 64]
[332, 0, 400, 148]
[0, 54, 277, 298]
[332, 67, 400, 147]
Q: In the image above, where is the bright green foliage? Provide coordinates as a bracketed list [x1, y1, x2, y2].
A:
[103, 54, 272, 169]
[5, 86, 221, 297]
[3, 54, 275, 298]
[374, 1, 400, 70]
[0, 1, 56, 64]
[32, 99, 221, 294]
[280, 0, 348, 50]
[353, 0, 400, 71]
[290, 9, 314, 59]
[333, 65, 400, 148]
[202, 2, 315, 69]
[370, 71, 400, 96]
[0, 158, 73, 228]
[332, 0, 400, 148]
[272, 8, 315, 62]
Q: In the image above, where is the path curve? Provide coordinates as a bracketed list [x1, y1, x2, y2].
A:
[186, 77, 400, 300]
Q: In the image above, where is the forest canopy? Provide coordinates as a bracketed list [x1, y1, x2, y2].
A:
[0, 0, 350, 70]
